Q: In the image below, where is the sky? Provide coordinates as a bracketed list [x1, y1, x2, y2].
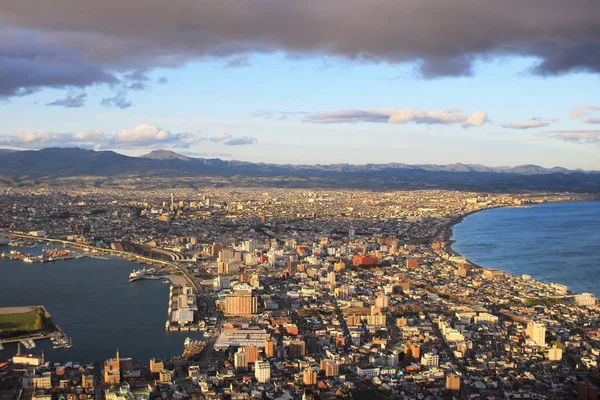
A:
[0, 1, 599, 170]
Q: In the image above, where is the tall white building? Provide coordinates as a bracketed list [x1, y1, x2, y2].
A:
[234, 348, 248, 371]
[214, 275, 230, 290]
[375, 294, 389, 309]
[243, 239, 257, 253]
[254, 358, 271, 383]
[527, 321, 546, 346]
[327, 271, 336, 285]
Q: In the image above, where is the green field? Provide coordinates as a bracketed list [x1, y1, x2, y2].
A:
[0, 308, 45, 337]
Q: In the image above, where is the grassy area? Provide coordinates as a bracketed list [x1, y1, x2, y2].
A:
[0, 308, 45, 338]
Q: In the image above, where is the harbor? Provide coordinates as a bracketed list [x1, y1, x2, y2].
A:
[0, 254, 190, 363]
[0, 248, 84, 264]
[0, 306, 72, 350]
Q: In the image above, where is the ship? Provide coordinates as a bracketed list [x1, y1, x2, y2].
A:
[129, 267, 157, 282]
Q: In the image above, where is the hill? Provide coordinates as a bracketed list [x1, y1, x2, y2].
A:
[0, 147, 598, 192]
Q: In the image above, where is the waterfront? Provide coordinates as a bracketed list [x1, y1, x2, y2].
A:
[0, 250, 193, 363]
[451, 201, 600, 297]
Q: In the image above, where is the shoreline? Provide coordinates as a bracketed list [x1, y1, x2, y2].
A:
[440, 200, 599, 297]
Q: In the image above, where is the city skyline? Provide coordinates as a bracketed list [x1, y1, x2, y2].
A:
[0, 1, 599, 169]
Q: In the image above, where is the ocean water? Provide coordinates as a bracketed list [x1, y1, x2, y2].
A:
[0, 251, 196, 363]
[451, 201, 600, 297]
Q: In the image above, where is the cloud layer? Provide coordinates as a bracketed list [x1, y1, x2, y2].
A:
[308, 109, 489, 128]
[0, 130, 105, 149]
[540, 130, 600, 146]
[0, 125, 258, 149]
[502, 119, 551, 129]
[0, 0, 599, 96]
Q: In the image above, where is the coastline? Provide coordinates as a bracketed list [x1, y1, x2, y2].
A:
[440, 200, 600, 297]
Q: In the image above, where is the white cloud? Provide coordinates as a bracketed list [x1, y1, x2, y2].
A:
[308, 108, 489, 128]
[210, 132, 233, 142]
[0, 125, 257, 150]
[570, 105, 600, 119]
[110, 124, 202, 148]
[0, 129, 105, 149]
[462, 111, 489, 128]
[502, 119, 551, 129]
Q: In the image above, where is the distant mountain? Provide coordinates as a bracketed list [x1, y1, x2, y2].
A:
[140, 149, 193, 161]
[0, 149, 20, 156]
[0, 147, 598, 192]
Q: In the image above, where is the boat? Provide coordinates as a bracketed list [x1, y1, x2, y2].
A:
[129, 267, 157, 282]
[163, 280, 170, 284]
[63, 338, 73, 349]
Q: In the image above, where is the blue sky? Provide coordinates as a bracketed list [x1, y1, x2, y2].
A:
[1, 1, 599, 169]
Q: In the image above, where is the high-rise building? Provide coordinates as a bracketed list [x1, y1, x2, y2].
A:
[320, 360, 340, 377]
[264, 338, 276, 358]
[210, 243, 221, 257]
[234, 348, 248, 371]
[288, 340, 306, 358]
[150, 358, 164, 374]
[404, 343, 421, 361]
[224, 284, 258, 316]
[375, 293, 389, 308]
[243, 239, 257, 253]
[446, 374, 461, 391]
[303, 368, 317, 386]
[218, 248, 235, 263]
[245, 345, 259, 364]
[255, 359, 271, 383]
[327, 271, 336, 285]
[527, 321, 546, 346]
[214, 275, 230, 290]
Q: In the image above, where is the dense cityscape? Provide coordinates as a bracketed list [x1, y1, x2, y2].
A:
[1, 1, 599, 400]
[0, 186, 599, 399]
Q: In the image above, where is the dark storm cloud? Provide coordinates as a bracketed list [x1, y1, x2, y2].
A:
[0, 28, 117, 97]
[225, 55, 250, 68]
[0, 0, 599, 96]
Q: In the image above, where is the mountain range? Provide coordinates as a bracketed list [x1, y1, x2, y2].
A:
[0, 147, 598, 192]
